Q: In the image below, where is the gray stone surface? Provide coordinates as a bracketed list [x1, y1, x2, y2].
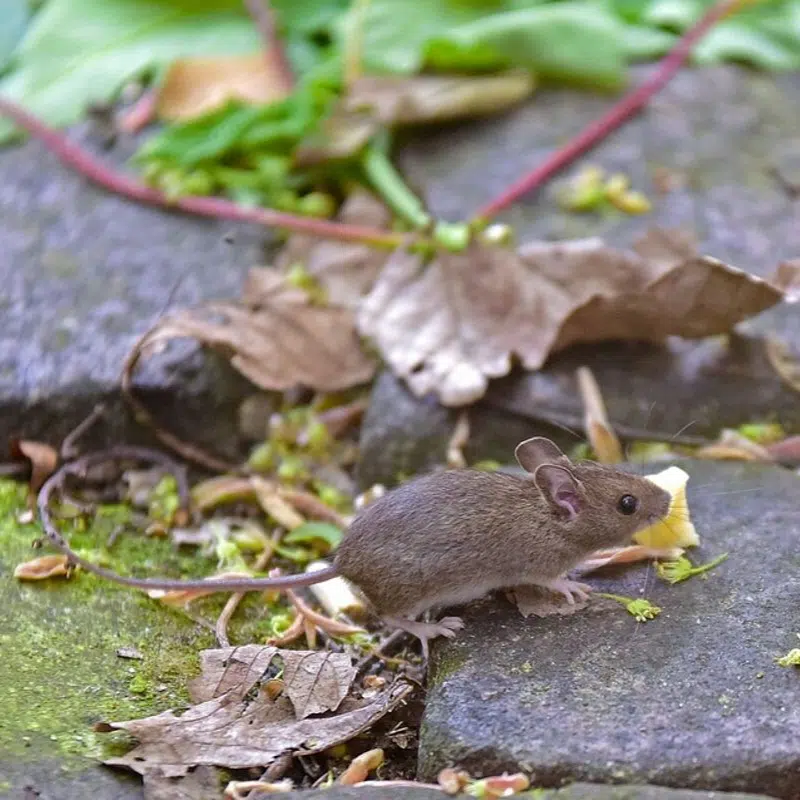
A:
[401, 66, 800, 312]
[419, 460, 800, 798]
[255, 786, 777, 800]
[0, 127, 267, 459]
[0, 760, 144, 799]
[358, 67, 800, 486]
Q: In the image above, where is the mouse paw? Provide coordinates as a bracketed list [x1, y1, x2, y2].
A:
[434, 616, 465, 637]
[541, 577, 593, 605]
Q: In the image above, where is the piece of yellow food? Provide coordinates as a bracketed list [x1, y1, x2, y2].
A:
[634, 466, 699, 548]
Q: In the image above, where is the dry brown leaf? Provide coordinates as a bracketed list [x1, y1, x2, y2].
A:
[346, 71, 534, 126]
[508, 584, 589, 618]
[281, 650, 355, 719]
[360, 230, 800, 406]
[10, 439, 58, 496]
[296, 72, 534, 164]
[337, 748, 384, 785]
[189, 645, 279, 704]
[574, 545, 684, 575]
[576, 366, 623, 464]
[252, 478, 305, 529]
[694, 428, 772, 462]
[102, 642, 412, 776]
[14, 554, 70, 581]
[156, 53, 288, 122]
[133, 271, 375, 395]
[275, 190, 391, 309]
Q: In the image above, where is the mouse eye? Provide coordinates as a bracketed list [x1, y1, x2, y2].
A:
[617, 494, 639, 515]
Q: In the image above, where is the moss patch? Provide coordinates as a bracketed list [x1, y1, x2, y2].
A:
[0, 479, 279, 768]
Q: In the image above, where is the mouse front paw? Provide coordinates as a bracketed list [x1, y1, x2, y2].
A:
[540, 577, 592, 605]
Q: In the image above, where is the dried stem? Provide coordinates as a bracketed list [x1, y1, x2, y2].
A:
[475, 0, 750, 220]
[120, 324, 244, 475]
[244, 0, 295, 91]
[215, 538, 278, 647]
[0, 95, 405, 248]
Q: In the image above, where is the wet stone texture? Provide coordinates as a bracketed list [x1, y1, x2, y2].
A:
[0, 126, 267, 459]
[419, 460, 800, 798]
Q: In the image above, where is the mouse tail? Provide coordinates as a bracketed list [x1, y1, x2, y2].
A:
[40, 534, 340, 594]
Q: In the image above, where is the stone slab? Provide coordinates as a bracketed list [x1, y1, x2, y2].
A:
[0, 126, 267, 459]
[419, 460, 800, 798]
[251, 785, 777, 800]
[359, 67, 800, 488]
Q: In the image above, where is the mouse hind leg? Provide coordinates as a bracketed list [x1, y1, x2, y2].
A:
[383, 615, 465, 660]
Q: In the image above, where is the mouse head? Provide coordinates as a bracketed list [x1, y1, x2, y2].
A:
[515, 437, 671, 548]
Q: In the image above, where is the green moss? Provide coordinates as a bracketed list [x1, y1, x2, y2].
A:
[0, 479, 281, 767]
[430, 645, 469, 685]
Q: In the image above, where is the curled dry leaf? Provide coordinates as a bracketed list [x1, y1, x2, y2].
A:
[131, 269, 375, 397]
[337, 748, 384, 785]
[102, 642, 412, 776]
[281, 650, 355, 720]
[14, 554, 70, 581]
[574, 545, 684, 575]
[156, 53, 288, 122]
[508, 584, 589, 619]
[10, 439, 58, 497]
[359, 229, 800, 406]
[296, 72, 534, 164]
[576, 366, 623, 464]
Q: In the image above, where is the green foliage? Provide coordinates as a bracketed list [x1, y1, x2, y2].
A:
[139, 61, 342, 208]
[0, 0, 29, 72]
[656, 552, 729, 584]
[598, 592, 662, 622]
[284, 521, 345, 550]
[340, 0, 800, 89]
[0, 0, 262, 143]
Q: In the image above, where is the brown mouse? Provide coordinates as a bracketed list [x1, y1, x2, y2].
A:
[38, 438, 671, 654]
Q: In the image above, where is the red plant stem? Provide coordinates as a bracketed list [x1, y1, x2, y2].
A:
[244, 0, 295, 91]
[475, 0, 749, 221]
[117, 89, 157, 134]
[0, 95, 404, 248]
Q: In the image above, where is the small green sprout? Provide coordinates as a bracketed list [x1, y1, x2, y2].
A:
[776, 635, 800, 667]
[598, 593, 662, 623]
[736, 422, 785, 444]
[776, 649, 800, 668]
[148, 474, 180, 524]
[656, 553, 729, 585]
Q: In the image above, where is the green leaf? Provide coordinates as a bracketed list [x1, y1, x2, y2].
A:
[138, 60, 340, 171]
[0, 0, 30, 72]
[0, 0, 260, 143]
[426, 4, 630, 89]
[284, 521, 344, 550]
[692, 21, 800, 69]
[342, 0, 629, 90]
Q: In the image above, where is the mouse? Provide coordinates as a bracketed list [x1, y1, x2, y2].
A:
[38, 437, 672, 655]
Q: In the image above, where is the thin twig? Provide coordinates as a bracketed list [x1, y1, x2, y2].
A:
[117, 90, 156, 134]
[60, 404, 106, 460]
[244, 0, 294, 91]
[120, 324, 243, 475]
[475, 0, 751, 220]
[215, 539, 277, 647]
[0, 95, 405, 249]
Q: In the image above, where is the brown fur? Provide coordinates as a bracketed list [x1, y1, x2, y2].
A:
[334, 463, 670, 618]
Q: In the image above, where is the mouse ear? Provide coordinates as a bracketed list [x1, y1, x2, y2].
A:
[533, 464, 583, 520]
[515, 437, 571, 474]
